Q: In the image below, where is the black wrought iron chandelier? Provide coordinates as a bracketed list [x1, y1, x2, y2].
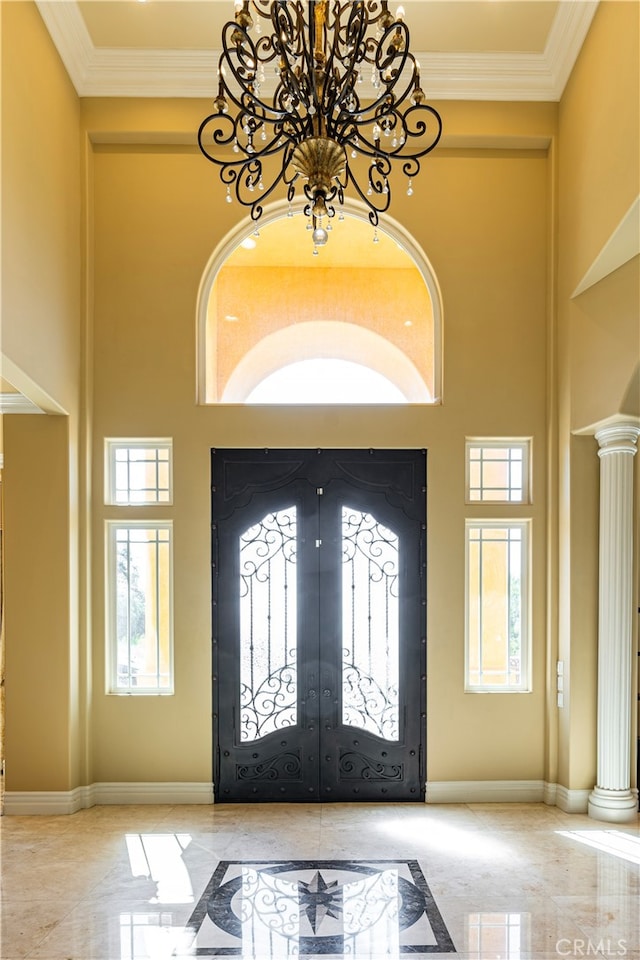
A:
[198, 0, 442, 249]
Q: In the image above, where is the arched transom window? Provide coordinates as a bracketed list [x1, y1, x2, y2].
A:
[197, 205, 442, 405]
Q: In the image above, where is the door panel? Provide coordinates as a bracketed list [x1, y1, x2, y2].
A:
[212, 449, 426, 802]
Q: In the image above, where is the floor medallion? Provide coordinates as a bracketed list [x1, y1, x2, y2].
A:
[185, 859, 456, 957]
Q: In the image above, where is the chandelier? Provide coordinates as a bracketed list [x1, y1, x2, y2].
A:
[198, 0, 442, 249]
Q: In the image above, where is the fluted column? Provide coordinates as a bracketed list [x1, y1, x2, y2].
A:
[588, 421, 640, 823]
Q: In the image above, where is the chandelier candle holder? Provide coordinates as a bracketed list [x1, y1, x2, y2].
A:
[198, 0, 442, 250]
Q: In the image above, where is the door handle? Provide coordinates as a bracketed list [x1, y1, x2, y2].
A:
[308, 689, 317, 699]
[322, 688, 332, 697]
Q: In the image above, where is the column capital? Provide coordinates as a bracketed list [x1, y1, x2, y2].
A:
[595, 420, 640, 457]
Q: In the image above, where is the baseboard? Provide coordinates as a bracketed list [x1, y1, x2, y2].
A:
[425, 779, 545, 803]
[553, 783, 591, 814]
[4, 781, 214, 814]
[3, 785, 92, 815]
[4, 780, 602, 814]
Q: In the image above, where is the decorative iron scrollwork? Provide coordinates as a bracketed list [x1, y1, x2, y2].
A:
[240, 508, 297, 741]
[342, 662, 399, 741]
[342, 507, 399, 741]
[237, 751, 302, 781]
[240, 664, 297, 741]
[339, 750, 403, 781]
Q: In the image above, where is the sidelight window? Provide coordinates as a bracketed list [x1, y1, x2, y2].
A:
[106, 521, 173, 694]
[465, 521, 530, 692]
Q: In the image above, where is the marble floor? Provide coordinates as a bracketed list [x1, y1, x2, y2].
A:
[1, 802, 639, 960]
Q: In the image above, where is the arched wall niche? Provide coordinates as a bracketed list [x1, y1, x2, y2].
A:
[195, 198, 444, 404]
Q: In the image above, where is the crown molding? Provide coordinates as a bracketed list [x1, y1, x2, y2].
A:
[0, 393, 45, 415]
[36, 0, 599, 102]
[545, 0, 599, 96]
[36, 0, 94, 95]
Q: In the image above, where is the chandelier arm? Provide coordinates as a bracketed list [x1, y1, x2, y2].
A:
[376, 20, 409, 73]
[229, 146, 296, 215]
[197, 112, 238, 163]
[341, 155, 392, 217]
[363, 0, 397, 30]
[236, 87, 308, 145]
[219, 17, 310, 137]
[399, 104, 444, 158]
[343, 164, 381, 228]
[219, 21, 260, 86]
[325, 0, 369, 136]
[367, 155, 392, 208]
[251, 0, 274, 20]
[320, 16, 364, 137]
[233, 74, 298, 126]
[371, 48, 422, 116]
[268, 6, 317, 129]
[271, 2, 307, 77]
[219, 36, 289, 125]
[334, 102, 442, 162]
[401, 157, 420, 180]
[198, 109, 288, 166]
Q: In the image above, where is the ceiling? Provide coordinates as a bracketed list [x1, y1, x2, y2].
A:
[37, 0, 599, 101]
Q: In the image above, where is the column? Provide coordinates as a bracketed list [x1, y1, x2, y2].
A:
[588, 421, 640, 823]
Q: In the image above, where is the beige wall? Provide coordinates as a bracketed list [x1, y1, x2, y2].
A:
[558, 0, 639, 431]
[1, 0, 81, 414]
[3, 416, 73, 790]
[559, 2, 639, 301]
[1, 1, 86, 794]
[556, 0, 640, 791]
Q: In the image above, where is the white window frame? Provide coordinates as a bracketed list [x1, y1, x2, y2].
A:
[465, 519, 531, 693]
[106, 520, 174, 695]
[465, 438, 531, 504]
[105, 438, 173, 506]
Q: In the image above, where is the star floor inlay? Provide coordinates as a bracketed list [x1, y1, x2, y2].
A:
[185, 859, 456, 957]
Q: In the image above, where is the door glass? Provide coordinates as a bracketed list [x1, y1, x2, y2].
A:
[341, 506, 399, 741]
[239, 507, 297, 741]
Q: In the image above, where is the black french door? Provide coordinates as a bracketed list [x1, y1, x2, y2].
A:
[212, 449, 426, 802]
